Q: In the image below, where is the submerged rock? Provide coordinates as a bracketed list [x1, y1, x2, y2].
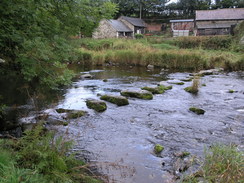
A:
[167, 80, 184, 85]
[180, 78, 193, 82]
[189, 107, 205, 115]
[56, 108, 86, 119]
[100, 95, 129, 106]
[86, 99, 107, 112]
[184, 86, 198, 94]
[120, 90, 153, 100]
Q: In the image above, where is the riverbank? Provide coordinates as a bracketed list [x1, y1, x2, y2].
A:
[72, 36, 244, 71]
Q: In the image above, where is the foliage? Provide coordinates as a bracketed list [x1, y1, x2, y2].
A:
[74, 38, 243, 71]
[0, 124, 101, 183]
[182, 144, 244, 183]
[0, 0, 117, 89]
[111, 0, 169, 18]
[135, 33, 144, 39]
[174, 36, 233, 50]
[203, 144, 244, 183]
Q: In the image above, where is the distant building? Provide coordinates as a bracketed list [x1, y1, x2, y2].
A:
[195, 8, 244, 36]
[93, 16, 146, 39]
[170, 19, 194, 37]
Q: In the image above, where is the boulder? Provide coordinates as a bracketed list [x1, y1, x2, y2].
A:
[189, 107, 205, 115]
[141, 85, 166, 94]
[100, 95, 129, 106]
[180, 78, 193, 82]
[81, 73, 93, 79]
[120, 90, 153, 100]
[86, 99, 107, 112]
[147, 64, 154, 69]
[66, 110, 86, 119]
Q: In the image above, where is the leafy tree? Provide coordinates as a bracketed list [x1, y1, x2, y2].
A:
[0, 0, 117, 89]
[112, 0, 169, 18]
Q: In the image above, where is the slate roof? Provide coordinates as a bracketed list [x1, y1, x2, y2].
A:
[120, 16, 146, 27]
[108, 20, 132, 32]
[196, 8, 244, 21]
[170, 19, 194, 23]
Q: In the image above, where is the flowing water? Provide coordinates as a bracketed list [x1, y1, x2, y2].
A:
[54, 66, 244, 183]
[1, 66, 244, 182]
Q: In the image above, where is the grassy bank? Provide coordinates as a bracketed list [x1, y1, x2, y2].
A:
[183, 144, 244, 183]
[73, 37, 244, 71]
[0, 124, 101, 183]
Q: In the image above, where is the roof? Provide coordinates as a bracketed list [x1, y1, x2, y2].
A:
[196, 8, 244, 21]
[120, 16, 146, 27]
[170, 19, 194, 23]
[107, 20, 132, 32]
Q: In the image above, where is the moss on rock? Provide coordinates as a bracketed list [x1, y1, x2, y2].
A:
[184, 86, 198, 94]
[141, 86, 165, 94]
[67, 110, 86, 119]
[189, 107, 205, 115]
[86, 100, 107, 112]
[100, 95, 129, 106]
[154, 144, 164, 154]
[120, 90, 153, 100]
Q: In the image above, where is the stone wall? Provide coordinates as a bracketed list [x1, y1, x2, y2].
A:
[93, 20, 117, 39]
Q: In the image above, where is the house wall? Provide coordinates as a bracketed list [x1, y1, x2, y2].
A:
[196, 20, 243, 36]
[92, 20, 117, 39]
[118, 18, 135, 35]
[171, 22, 194, 31]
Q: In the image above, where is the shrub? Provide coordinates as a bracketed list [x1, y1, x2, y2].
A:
[0, 124, 101, 183]
[175, 36, 232, 50]
[135, 34, 144, 39]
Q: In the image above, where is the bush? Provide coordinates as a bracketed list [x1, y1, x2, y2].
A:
[175, 36, 232, 50]
[0, 124, 101, 183]
[135, 34, 144, 39]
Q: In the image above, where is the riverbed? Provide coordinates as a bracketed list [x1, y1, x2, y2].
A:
[52, 67, 244, 183]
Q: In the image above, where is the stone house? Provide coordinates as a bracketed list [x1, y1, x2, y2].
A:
[195, 8, 244, 36]
[93, 16, 146, 39]
[118, 16, 146, 34]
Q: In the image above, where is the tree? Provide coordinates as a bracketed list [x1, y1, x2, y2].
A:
[112, 0, 170, 18]
[0, 0, 117, 88]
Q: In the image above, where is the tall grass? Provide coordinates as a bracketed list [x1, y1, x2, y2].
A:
[73, 38, 244, 71]
[203, 144, 244, 183]
[182, 144, 244, 183]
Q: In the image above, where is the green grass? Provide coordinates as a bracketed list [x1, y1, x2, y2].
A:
[0, 124, 101, 183]
[182, 144, 244, 183]
[72, 38, 244, 71]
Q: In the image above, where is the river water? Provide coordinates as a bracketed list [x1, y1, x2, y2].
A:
[1, 66, 244, 182]
[53, 66, 244, 183]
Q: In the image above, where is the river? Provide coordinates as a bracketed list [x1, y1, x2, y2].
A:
[1, 66, 244, 182]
